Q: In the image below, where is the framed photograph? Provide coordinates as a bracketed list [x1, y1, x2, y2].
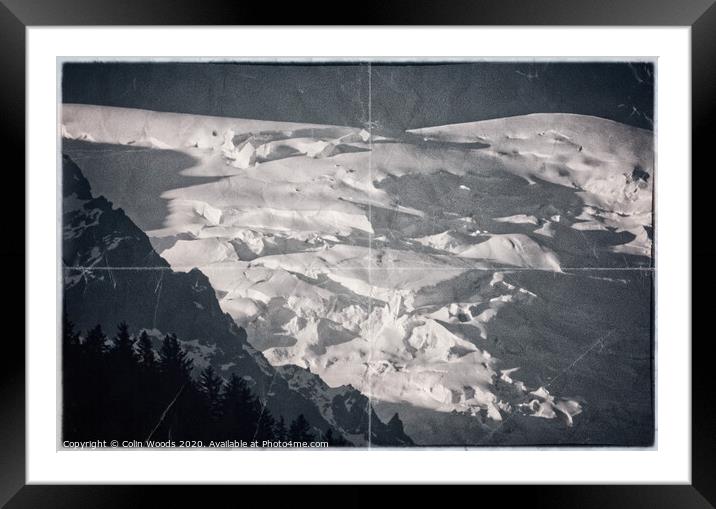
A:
[4, 0, 709, 504]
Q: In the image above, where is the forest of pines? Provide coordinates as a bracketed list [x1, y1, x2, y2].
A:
[61, 316, 349, 447]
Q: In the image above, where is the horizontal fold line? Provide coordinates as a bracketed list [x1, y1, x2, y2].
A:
[62, 265, 654, 271]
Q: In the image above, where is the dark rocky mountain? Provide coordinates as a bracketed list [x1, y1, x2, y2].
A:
[61, 154, 412, 446]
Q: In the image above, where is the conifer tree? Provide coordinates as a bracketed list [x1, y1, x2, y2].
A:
[134, 330, 160, 435]
[112, 321, 137, 368]
[62, 314, 81, 385]
[73, 324, 110, 439]
[105, 323, 141, 439]
[83, 324, 107, 358]
[61, 313, 81, 438]
[159, 333, 193, 385]
[221, 373, 261, 440]
[254, 407, 276, 442]
[155, 333, 194, 438]
[62, 312, 80, 349]
[288, 414, 314, 442]
[136, 330, 156, 371]
[199, 365, 224, 423]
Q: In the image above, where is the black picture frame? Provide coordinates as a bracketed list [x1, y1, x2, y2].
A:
[2, 0, 710, 505]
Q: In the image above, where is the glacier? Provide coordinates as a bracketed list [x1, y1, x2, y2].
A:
[62, 104, 654, 445]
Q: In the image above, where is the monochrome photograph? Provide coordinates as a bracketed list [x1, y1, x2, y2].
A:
[60, 61, 655, 448]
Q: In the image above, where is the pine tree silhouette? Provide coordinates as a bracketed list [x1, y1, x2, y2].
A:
[255, 407, 276, 442]
[288, 414, 314, 442]
[85, 324, 112, 438]
[220, 373, 261, 441]
[62, 312, 80, 349]
[83, 324, 107, 358]
[61, 314, 81, 438]
[136, 330, 156, 372]
[156, 333, 200, 440]
[199, 365, 224, 425]
[134, 330, 160, 437]
[104, 323, 141, 439]
[159, 333, 193, 387]
[111, 322, 137, 368]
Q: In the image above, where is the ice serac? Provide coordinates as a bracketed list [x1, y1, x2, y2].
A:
[413, 231, 561, 271]
[62, 155, 412, 446]
[407, 113, 653, 259]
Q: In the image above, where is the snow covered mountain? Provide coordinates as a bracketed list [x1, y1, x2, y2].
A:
[62, 104, 654, 445]
[62, 154, 413, 446]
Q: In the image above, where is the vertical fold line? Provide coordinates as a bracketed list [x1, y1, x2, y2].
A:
[367, 61, 373, 449]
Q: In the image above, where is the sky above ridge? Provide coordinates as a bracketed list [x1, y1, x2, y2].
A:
[62, 61, 654, 131]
